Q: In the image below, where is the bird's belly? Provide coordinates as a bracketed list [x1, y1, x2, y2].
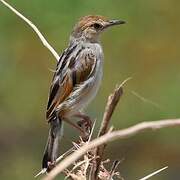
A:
[81, 64, 103, 109]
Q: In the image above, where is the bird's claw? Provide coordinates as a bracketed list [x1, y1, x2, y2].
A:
[47, 161, 56, 172]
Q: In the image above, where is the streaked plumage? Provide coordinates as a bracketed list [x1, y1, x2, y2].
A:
[46, 42, 103, 120]
[42, 15, 125, 171]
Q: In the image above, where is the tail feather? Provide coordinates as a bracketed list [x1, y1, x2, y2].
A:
[42, 116, 62, 171]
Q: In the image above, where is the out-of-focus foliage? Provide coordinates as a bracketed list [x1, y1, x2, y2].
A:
[0, 0, 180, 179]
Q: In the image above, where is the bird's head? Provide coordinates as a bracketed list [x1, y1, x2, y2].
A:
[71, 15, 125, 43]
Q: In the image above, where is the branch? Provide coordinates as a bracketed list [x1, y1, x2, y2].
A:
[0, 0, 59, 61]
[139, 166, 168, 180]
[43, 118, 180, 180]
[91, 78, 131, 179]
[98, 86, 123, 137]
[91, 85, 123, 179]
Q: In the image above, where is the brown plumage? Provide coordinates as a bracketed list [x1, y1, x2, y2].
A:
[73, 15, 108, 34]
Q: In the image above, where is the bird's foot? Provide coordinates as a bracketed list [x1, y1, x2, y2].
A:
[76, 114, 92, 141]
[47, 161, 56, 172]
[77, 118, 92, 132]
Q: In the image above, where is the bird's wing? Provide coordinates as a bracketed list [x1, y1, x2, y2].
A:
[46, 45, 97, 121]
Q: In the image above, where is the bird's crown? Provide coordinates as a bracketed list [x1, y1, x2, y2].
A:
[71, 15, 125, 42]
[73, 15, 108, 33]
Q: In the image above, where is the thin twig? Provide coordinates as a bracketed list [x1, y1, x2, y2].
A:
[88, 119, 97, 143]
[43, 118, 180, 180]
[131, 90, 161, 109]
[138, 166, 168, 180]
[0, 0, 59, 61]
[109, 160, 121, 179]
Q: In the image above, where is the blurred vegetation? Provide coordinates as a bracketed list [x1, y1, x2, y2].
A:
[0, 0, 180, 179]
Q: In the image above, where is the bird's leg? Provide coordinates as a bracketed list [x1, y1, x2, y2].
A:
[63, 118, 89, 138]
[74, 112, 92, 133]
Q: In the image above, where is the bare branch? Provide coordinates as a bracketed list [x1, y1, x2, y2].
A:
[139, 166, 168, 180]
[98, 85, 123, 137]
[92, 85, 123, 179]
[43, 118, 180, 180]
[91, 78, 131, 179]
[0, 0, 59, 61]
[99, 82, 128, 137]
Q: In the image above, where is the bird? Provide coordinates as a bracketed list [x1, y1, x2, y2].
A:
[42, 15, 125, 171]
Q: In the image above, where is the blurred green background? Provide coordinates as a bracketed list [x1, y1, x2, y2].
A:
[0, 0, 180, 179]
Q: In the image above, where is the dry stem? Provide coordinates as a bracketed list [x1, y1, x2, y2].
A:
[43, 119, 180, 180]
[139, 166, 168, 180]
[91, 85, 123, 179]
[0, 0, 59, 61]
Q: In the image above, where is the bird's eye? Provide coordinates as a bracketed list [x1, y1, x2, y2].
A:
[93, 23, 102, 30]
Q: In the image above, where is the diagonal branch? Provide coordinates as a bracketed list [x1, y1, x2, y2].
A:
[43, 118, 180, 180]
[91, 85, 123, 179]
[98, 86, 123, 137]
[0, 0, 59, 61]
[139, 166, 168, 180]
[91, 78, 131, 179]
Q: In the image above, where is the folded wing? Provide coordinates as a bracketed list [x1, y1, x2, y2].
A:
[46, 45, 97, 121]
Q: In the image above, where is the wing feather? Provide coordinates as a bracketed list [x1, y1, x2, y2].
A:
[46, 45, 96, 120]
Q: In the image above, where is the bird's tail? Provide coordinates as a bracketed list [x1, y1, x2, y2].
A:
[42, 115, 63, 172]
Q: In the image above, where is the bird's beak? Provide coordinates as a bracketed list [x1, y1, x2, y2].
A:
[106, 19, 126, 28]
